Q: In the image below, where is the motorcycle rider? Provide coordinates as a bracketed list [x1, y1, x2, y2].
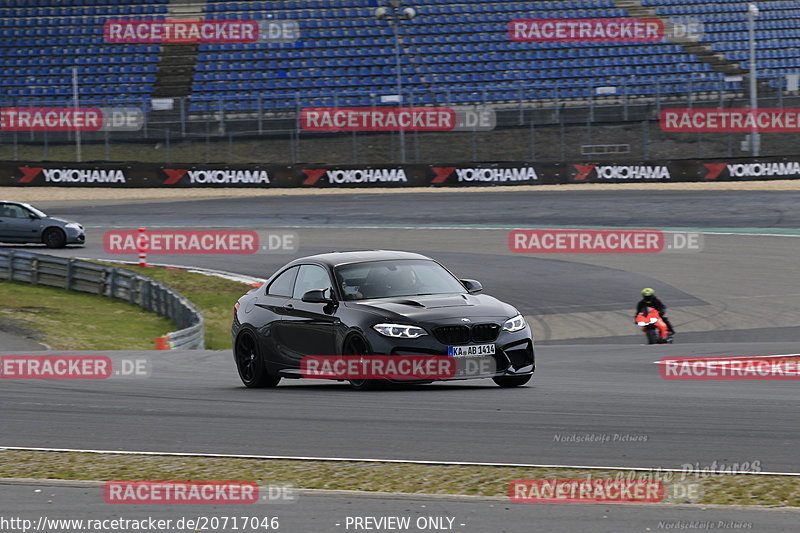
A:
[636, 288, 675, 336]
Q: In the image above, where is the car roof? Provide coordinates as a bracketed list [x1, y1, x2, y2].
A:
[291, 250, 432, 267]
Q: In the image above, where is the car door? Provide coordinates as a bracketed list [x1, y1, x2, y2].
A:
[252, 266, 298, 369]
[0, 203, 40, 241]
[278, 264, 340, 366]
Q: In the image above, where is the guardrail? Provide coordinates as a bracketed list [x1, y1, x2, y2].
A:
[0, 250, 204, 350]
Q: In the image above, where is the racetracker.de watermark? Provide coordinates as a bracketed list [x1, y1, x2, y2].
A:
[508, 229, 702, 253]
[103, 481, 297, 504]
[103, 19, 299, 43]
[300, 355, 497, 380]
[660, 108, 800, 132]
[103, 229, 298, 255]
[508, 18, 664, 42]
[300, 107, 496, 132]
[659, 355, 800, 380]
[300, 356, 469, 380]
[0, 516, 281, 533]
[0, 355, 150, 379]
[509, 479, 664, 503]
[1, 107, 143, 131]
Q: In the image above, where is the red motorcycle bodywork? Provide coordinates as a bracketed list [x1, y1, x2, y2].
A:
[635, 307, 669, 341]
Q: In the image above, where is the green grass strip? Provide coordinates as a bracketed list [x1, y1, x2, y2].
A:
[0, 280, 174, 350]
[97, 263, 252, 350]
[0, 451, 797, 507]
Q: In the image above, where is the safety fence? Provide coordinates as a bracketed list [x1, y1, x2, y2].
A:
[1, 79, 799, 164]
[0, 250, 204, 350]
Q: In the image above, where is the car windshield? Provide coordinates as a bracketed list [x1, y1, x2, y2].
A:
[334, 259, 466, 301]
[22, 203, 47, 218]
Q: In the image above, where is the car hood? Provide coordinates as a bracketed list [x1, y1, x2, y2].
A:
[344, 293, 518, 322]
[47, 217, 78, 226]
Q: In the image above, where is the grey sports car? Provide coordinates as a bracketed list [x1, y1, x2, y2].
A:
[0, 201, 85, 248]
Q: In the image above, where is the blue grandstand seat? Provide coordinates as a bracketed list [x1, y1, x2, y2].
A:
[6, 0, 799, 110]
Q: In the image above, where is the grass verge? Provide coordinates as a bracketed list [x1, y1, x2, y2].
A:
[0, 263, 250, 351]
[0, 279, 174, 350]
[96, 263, 254, 350]
[0, 450, 797, 507]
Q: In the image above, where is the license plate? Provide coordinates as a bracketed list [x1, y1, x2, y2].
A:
[448, 344, 495, 357]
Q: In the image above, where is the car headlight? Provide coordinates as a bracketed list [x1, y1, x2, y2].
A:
[372, 323, 428, 339]
[502, 314, 527, 332]
[65, 223, 83, 230]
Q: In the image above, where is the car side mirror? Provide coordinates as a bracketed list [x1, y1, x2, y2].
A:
[302, 288, 335, 304]
[29, 213, 39, 220]
[460, 279, 483, 293]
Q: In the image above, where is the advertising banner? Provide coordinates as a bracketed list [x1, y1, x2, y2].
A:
[1, 157, 798, 188]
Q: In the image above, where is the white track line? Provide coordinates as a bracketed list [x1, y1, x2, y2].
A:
[654, 353, 800, 364]
[84, 224, 800, 237]
[78, 222, 800, 236]
[2, 446, 798, 477]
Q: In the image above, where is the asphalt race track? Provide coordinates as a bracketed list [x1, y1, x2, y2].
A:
[1, 343, 798, 471]
[29, 189, 800, 343]
[2, 480, 798, 532]
[2, 189, 800, 531]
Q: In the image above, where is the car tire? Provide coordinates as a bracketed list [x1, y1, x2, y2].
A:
[344, 334, 382, 391]
[235, 331, 280, 388]
[492, 375, 531, 388]
[42, 227, 66, 248]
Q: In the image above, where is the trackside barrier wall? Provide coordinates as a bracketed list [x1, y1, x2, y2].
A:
[0, 250, 204, 349]
[1, 157, 799, 187]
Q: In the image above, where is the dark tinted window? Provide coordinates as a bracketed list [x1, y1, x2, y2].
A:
[334, 259, 466, 301]
[267, 266, 298, 297]
[292, 265, 333, 300]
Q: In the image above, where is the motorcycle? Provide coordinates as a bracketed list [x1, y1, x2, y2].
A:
[635, 306, 673, 344]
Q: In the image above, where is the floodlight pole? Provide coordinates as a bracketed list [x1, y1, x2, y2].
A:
[747, 3, 760, 157]
[391, 17, 405, 163]
[72, 66, 82, 162]
[376, 2, 415, 163]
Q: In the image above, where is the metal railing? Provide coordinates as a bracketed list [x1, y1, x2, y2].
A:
[0, 250, 204, 350]
[1, 74, 798, 164]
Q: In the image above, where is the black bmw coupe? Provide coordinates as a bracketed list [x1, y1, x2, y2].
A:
[232, 251, 534, 390]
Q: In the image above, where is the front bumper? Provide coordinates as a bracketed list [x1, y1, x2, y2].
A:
[64, 226, 85, 245]
[363, 327, 535, 381]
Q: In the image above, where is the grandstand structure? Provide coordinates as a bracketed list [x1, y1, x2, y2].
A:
[1, 1, 165, 106]
[2, 1, 798, 109]
[2, 0, 800, 163]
